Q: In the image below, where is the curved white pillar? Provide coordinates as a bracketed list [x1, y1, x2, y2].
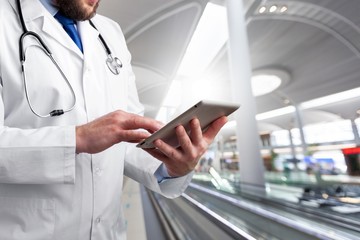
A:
[226, 0, 265, 195]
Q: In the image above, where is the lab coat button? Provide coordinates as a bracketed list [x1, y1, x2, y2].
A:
[96, 217, 101, 224]
[94, 167, 102, 176]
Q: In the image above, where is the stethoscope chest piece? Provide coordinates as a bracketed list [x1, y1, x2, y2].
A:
[106, 55, 122, 75]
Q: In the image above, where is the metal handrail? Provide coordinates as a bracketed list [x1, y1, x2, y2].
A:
[188, 183, 357, 240]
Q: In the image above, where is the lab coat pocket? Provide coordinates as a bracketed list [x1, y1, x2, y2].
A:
[0, 197, 55, 240]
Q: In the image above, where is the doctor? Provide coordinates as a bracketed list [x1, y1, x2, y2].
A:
[0, 0, 227, 239]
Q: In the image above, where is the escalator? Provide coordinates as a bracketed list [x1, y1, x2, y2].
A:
[143, 181, 360, 240]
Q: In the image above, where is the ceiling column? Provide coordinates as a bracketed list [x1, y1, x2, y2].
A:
[226, 0, 265, 195]
[288, 129, 297, 160]
[351, 119, 360, 146]
[294, 105, 308, 155]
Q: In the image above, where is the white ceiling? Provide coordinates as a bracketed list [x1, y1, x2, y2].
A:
[99, 0, 208, 117]
[98, 0, 360, 134]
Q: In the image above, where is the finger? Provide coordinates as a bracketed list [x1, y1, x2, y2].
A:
[203, 116, 228, 141]
[189, 118, 202, 145]
[144, 120, 165, 134]
[153, 139, 182, 161]
[176, 125, 194, 154]
[118, 129, 151, 142]
[124, 114, 163, 132]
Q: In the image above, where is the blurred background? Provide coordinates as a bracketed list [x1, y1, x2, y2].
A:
[99, 0, 360, 239]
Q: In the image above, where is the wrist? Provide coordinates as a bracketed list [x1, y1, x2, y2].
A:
[75, 126, 85, 153]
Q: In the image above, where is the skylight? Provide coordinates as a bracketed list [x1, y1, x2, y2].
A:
[256, 106, 296, 121]
[300, 87, 360, 109]
[177, 3, 228, 77]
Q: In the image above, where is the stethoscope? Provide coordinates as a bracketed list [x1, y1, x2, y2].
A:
[16, 0, 123, 118]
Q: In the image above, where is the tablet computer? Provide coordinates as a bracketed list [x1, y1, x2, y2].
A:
[136, 100, 240, 149]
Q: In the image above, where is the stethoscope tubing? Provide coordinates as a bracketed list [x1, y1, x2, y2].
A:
[15, 0, 122, 118]
[22, 44, 77, 117]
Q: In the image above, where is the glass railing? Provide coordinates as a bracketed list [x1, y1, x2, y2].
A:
[191, 168, 360, 236]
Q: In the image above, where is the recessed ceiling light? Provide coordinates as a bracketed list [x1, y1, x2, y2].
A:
[251, 74, 282, 96]
[251, 69, 290, 97]
[269, 5, 277, 13]
[282, 98, 291, 105]
[258, 6, 266, 14]
[280, 6, 288, 13]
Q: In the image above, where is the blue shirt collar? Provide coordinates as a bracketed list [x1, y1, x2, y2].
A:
[39, 0, 58, 16]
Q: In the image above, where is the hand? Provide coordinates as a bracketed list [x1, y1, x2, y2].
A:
[76, 110, 163, 154]
[145, 116, 228, 177]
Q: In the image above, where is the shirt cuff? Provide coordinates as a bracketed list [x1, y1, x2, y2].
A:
[154, 163, 176, 183]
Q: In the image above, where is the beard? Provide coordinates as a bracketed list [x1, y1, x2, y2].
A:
[55, 0, 100, 21]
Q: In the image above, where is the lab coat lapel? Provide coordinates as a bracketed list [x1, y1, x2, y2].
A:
[77, 20, 101, 57]
[42, 18, 84, 58]
[17, 0, 83, 58]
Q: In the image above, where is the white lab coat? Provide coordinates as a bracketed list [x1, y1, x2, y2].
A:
[0, 0, 192, 239]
